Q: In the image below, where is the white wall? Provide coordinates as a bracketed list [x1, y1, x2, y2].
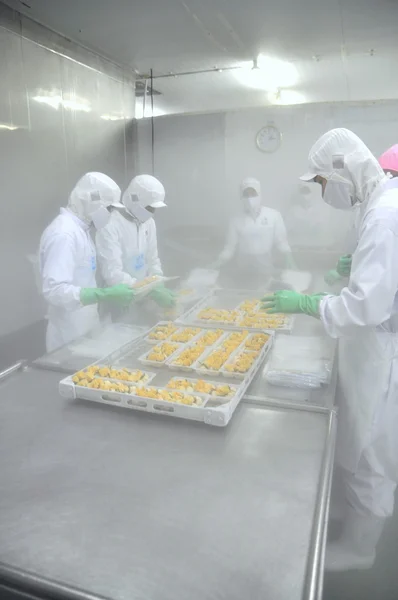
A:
[0, 6, 135, 337]
[137, 100, 398, 260]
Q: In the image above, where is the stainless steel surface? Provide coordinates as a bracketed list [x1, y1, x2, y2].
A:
[33, 324, 147, 374]
[0, 368, 334, 600]
[245, 274, 338, 408]
[0, 3, 135, 337]
[0, 359, 25, 382]
[0, 562, 112, 600]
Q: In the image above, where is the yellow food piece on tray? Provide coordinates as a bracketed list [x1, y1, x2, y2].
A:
[166, 378, 235, 398]
[146, 343, 180, 362]
[244, 333, 270, 351]
[167, 378, 194, 392]
[238, 313, 287, 329]
[224, 351, 259, 373]
[201, 348, 231, 370]
[170, 327, 201, 343]
[197, 308, 240, 323]
[133, 275, 159, 289]
[239, 299, 260, 313]
[223, 330, 249, 350]
[170, 344, 206, 367]
[198, 329, 224, 346]
[212, 384, 235, 397]
[148, 322, 177, 341]
[130, 386, 203, 406]
[73, 367, 148, 385]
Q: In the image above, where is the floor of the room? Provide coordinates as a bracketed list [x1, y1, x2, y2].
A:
[1, 322, 397, 599]
[323, 494, 398, 600]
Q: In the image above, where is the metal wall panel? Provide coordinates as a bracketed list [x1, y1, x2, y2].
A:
[0, 3, 135, 336]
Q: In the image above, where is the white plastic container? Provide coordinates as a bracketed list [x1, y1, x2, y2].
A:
[166, 376, 239, 402]
[138, 343, 183, 368]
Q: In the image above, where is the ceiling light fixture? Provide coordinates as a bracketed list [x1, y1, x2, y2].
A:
[234, 55, 298, 91]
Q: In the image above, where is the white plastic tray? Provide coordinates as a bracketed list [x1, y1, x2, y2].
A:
[144, 321, 180, 344]
[166, 376, 239, 402]
[138, 343, 182, 368]
[58, 323, 273, 427]
[178, 291, 294, 332]
[165, 340, 210, 372]
[193, 333, 246, 377]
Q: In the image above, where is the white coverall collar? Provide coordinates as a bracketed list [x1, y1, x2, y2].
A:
[61, 207, 91, 231]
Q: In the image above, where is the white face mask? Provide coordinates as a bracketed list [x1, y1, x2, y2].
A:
[124, 194, 152, 223]
[91, 205, 111, 229]
[323, 179, 355, 211]
[244, 196, 261, 214]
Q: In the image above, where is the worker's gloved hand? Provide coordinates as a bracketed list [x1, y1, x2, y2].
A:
[284, 253, 297, 270]
[80, 284, 136, 307]
[324, 269, 342, 286]
[336, 254, 352, 277]
[261, 290, 325, 318]
[149, 284, 177, 308]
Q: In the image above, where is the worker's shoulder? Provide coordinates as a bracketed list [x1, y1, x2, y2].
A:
[366, 187, 398, 233]
[41, 214, 80, 246]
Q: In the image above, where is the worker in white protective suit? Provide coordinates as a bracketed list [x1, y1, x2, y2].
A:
[213, 177, 294, 288]
[40, 172, 136, 353]
[262, 128, 398, 571]
[325, 143, 398, 286]
[96, 174, 176, 308]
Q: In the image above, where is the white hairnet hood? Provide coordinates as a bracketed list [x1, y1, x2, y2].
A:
[241, 177, 261, 197]
[68, 172, 121, 222]
[300, 128, 385, 204]
[122, 174, 166, 212]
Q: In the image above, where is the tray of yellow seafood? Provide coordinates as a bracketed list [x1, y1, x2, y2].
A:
[58, 318, 273, 426]
[177, 290, 294, 332]
[59, 366, 156, 404]
[138, 342, 182, 367]
[166, 377, 238, 402]
[196, 331, 273, 379]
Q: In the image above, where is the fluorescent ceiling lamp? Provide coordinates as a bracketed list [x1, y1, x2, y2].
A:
[269, 89, 306, 105]
[101, 114, 131, 121]
[0, 123, 19, 130]
[234, 55, 298, 91]
[32, 94, 91, 112]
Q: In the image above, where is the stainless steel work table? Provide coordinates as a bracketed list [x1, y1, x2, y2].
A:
[0, 367, 335, 600]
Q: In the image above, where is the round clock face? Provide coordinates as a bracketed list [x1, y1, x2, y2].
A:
[256, 125, 282, 153]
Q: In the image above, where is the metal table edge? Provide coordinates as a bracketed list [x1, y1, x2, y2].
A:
[302, 408, 337, 600]
[0, 562, 112, 600]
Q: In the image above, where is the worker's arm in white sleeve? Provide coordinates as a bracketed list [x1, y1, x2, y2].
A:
[146, 219, 163, 277]
[216, 220, 239, 266]
[274, 212, 292, 254]
[96, 223, 136, 287]
[40, 233, 82, 311]
[320, 221, 398, 338]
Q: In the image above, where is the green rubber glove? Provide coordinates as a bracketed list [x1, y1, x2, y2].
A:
[80, 284, 136, 307]
[285, 253, 297, 270]
[261, 290, 325, 318]
[149, 284, 177, 308]
[324, 269, 342, 286]
[336, 254, 352, 277]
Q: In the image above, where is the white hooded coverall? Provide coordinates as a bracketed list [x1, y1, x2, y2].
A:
[218, 178, 291, 280]
[304, 129, 398, 519]
[39, 173, 121, 352]
[96, 175, 164, 286]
